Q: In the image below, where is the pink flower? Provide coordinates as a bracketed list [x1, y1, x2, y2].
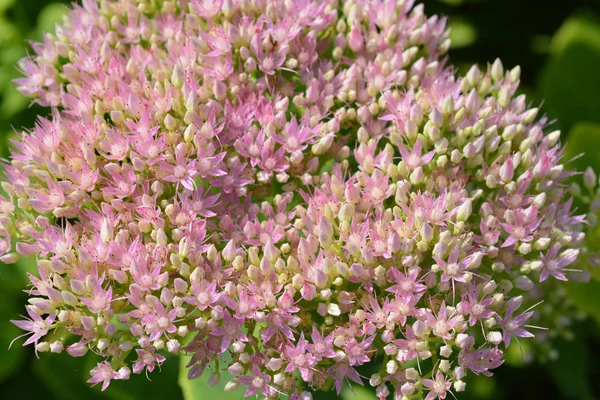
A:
[387, 267, 428, 296]
[160, 145, 197, 191]
[184, 279, 220, 310]
[393, 325, 420, 363]
[132, 347, 166, 374]
[344, 336, 374, 366]
[309, 327, 336, 361]
[540, 245, 579, 282]
[79, 274, 113, 314]
[497, 296, 535, 347]
[501, 205, 541, 247]
[459, 346, 504, 376]
[328, 362, 363, 395]
[211, 310, 247, 353]
[422, 371, 452, 400]
[141, 302, 178, 341]
[398, 138, 435, 169]
[236, 365, 273, 397]
[425, 301, 460, 340]
[434, 246, 484, 286]
[10, 308, 55, 349]
[284, 334, 317, 381]
[87, 361, 116, 391]
[457, 284, 495, 326]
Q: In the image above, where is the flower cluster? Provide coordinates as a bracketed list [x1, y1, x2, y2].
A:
[4, 0, 598, 399]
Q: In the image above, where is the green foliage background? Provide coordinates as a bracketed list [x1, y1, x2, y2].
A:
[1, 0, 600, 398]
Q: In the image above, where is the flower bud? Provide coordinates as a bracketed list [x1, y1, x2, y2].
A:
[499, 156, 514, 182]
[454, 380, 467, 392]
[491, 58, 504, 81]
[584, 167, 597, 189]
[487, 331, 503, 345]
[457, 199, 472, 222]
[401, 382, 415, 395]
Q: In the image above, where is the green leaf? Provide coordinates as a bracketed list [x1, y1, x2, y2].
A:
[98, 354, 183, 400]
[33, 352, 183, 400]
[0, 0, 15, 14]
[550, 12, 600, 55]
[547, 330, 595, 400]
[179, 355, 240, 400]
[565, 279, 600, 323]
[563, 122, 600, 175]
[341, 384, 377, 400]
[0, 257, 42, 383]
[469, 373, 497, 399]
[504, 340, 532, 367]
[32, 353, 107, 400]
[0, 17, 20, 45]
[541, 12, 600, 132]
[449, 19, 477, 49]
[31, 3, 68, 41]
[0, 284, 25, 384]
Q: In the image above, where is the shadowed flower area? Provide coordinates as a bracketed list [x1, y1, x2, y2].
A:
[0, 1, 599, 400]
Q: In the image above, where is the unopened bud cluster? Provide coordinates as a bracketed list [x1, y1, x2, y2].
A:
[4, 0, 596, 399]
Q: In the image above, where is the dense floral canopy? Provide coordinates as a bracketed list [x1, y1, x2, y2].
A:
[4, 0, 597, 399]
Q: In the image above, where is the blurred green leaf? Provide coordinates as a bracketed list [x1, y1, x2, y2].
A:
[547, 331, 595, 400]
[469, 373, 497, 399]
[504, 340, 532, 367]
[563, 122, 600, 174]
[33, 353, 107, 400]
[0, 0, 16, 14]
[341, 384, 377, 400]
[565, 279, 600, 323]
[0, 17, 21, 44]
[0, 256, 38, 383]
[438, 0, 489, 5]
[550, 11, 600, 55]
[1, 44, 26, 66]
[0, 282, 25, 383]
[1, 84, 29, 118]
[541, 12, 600, 131]
[32, 3, 67, 41]
[34, 351, 183, 400]
[530, 34, 552, 55]
[449, 19, 477, 49]
[94, 354, 183, 400]
[179, 355, 239, 400]
[0, 256, 36, 290]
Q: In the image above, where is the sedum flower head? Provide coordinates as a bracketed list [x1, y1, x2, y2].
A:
[4, 0, 599, 398]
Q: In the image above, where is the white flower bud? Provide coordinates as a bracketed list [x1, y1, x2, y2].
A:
[50, 341, 64, 353]
[171, 64, 184, 88]
[456, 199, 472, 222]
[327, 303, 341, 316]
[224, 381, 240, 392]
[532, 192, 546, 208]
[401, 382, 415, 395]
[491, 58, 504, 81]
[36, 342, 50, 353]
[487, 331, 503, 345]
[370, 374, 383, 387]
[386, 360, 398, 374]
[510, 65, 521, 83]
[454, 380, 467, 392]
[439, 360, 451, 373]
[97, 338, 110, 351]
[584, 167, 597, 189]
[405, 367, 419, 380]
[440, 345, 452, 358]
[455, 333, 471, 348]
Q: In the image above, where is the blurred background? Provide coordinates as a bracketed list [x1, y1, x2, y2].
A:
[1, 0, 600, 398]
